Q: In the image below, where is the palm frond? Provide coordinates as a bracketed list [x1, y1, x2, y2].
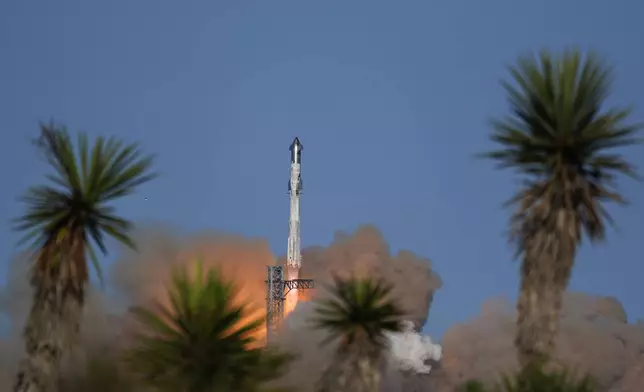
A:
[126, 261, 292, 391]
[479, 49, 641, 252]
[14, 123, 157, 284]
[459, 366, 597, 392]
[33, 123, 83, 192]
[311, 274, 405, 350]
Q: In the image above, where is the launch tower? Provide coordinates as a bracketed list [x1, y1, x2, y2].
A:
[266, 137, 314, 342]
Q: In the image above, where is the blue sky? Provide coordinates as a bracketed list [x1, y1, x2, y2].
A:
[1, 0, 642, 338]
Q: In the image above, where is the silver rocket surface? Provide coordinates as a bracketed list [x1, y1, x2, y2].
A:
[286, 137, 303, 269]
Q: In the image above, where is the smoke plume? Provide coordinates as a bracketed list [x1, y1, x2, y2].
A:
[386, 321, 442, 374]
[1, 224, 643, 392]
[0, 224, 442, 391]
[432, 293, 644, 392]
[271, 226, 443, 391]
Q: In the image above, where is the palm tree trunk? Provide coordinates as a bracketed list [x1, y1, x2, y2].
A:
[316, 343, 383, 392]
[515, 261, 549, 369]
[515, 216, 577, 371]
[13, 272, 84, 392]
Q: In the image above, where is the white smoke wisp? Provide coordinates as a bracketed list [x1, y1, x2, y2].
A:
[386, 320, 442, 375]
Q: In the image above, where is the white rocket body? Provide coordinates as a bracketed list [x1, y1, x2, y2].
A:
[287, 138, 303, 269]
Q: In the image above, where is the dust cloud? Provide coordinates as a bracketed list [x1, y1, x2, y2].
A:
[432, 293, 644, 392]
[273, 226, 443, 392]
[0, 224, 441, 390]
[0, 224, 643, 392]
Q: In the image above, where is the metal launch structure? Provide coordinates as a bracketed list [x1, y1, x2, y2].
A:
[266, 137, 314, 342]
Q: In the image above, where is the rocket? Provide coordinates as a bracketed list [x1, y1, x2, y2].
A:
[287, 137, 303, 269]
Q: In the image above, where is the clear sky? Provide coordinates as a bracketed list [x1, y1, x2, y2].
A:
[1, 0, 642, 338]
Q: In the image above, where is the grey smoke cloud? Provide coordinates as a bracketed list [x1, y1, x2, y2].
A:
[1, 224, 643, 392]
[0, 225, 442, 391]
[433, 293, 644, 392]
[273, 225, 443, 392]
[299, 225, 442, 328]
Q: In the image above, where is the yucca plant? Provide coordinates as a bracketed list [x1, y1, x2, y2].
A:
[125, 261, 293, 392]
[310, 275, 405, 392]
[481, 49, 641, 369]
[13, 123, 156, 392]
[460, 366, 596, 392]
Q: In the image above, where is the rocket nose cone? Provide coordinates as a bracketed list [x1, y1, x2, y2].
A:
[290, 137, 302, 150]
[290, 137, 303, 164]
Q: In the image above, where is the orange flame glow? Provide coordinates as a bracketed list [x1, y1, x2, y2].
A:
[285, 268, 300, 317]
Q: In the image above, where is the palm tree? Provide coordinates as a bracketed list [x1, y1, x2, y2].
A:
[482, 49, 641, 369]
[125, 261, 293, 392]
[12, 123, 156, 392]
[310, 275, 405, 392]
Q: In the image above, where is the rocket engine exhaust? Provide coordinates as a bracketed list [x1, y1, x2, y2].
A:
[285, 267, 299, 315]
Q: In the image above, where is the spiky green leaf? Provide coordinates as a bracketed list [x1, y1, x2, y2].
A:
[14, 123, 157, 284]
